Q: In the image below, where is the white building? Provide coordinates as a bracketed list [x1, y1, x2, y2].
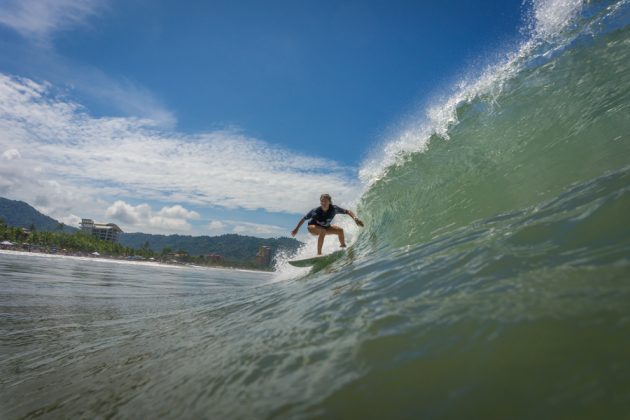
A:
[80, 219, 123, 242]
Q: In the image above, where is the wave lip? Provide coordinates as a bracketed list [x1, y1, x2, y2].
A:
[358, 0, 619, 187]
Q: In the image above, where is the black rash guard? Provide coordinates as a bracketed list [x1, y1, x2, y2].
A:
[303, 205, 348, 228]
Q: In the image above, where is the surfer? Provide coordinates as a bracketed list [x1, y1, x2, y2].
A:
[291, 193, 364, 255]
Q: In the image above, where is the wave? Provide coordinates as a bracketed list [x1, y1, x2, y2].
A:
[354, 0, 630, 252]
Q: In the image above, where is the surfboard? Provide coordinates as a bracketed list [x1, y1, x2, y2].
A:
[288, 250, 345, 268]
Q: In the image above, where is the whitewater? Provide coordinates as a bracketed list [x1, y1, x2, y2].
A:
[2, 0, 630, 418]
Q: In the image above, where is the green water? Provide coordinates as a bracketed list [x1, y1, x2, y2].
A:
[359, 22, 630, 250]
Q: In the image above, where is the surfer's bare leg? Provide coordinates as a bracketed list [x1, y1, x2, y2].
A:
[328, 225, 346, 248]
[308, 225, 327, 255]
[308, 225, 346, 254]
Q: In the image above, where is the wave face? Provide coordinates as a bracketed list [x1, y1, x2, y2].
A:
[355, 0, 630, 253]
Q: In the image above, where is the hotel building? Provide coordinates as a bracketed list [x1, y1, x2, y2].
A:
[80, 219, 123, 242]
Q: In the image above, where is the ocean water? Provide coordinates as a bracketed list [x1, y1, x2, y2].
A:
[3, 0, 630, 418]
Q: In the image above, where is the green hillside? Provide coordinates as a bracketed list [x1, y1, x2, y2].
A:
[119, 233, 300, 261]
[0, 197, 77, 233]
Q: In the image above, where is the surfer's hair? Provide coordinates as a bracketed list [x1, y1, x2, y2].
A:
[320, 193, 332, 204]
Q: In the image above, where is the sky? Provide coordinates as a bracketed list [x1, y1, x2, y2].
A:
[0, 0, 525, 238]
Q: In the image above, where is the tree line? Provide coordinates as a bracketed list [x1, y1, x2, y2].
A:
[0, 219, 272, 270]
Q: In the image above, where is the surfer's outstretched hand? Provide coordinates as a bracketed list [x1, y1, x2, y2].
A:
[291, 229, 298, 237]
[354, 218, 364, 227]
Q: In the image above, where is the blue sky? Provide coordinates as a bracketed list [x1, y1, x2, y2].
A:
[0, 0, 525, 238]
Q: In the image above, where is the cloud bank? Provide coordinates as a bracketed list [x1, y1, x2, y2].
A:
[0, 74, 359, 234]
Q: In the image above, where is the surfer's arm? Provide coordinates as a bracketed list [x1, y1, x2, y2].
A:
[291, 218, 306, 237]
[345, 210, 364, 227]
[294, 209, 316, 236]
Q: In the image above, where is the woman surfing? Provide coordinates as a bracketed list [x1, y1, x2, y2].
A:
[291, 193, 364, 255]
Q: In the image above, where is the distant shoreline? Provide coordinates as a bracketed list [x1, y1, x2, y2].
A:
[0, 249, 272, 274]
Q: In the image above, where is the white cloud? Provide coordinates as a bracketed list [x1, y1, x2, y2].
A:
[0, 0, 104, 41]
[105, 201, 151, 224]
[0, 74, 360, 227]
[59, 213, 81, 227]
[2, 148, 21, 160]
[208, 220, 226, 231]
[157, 205, 200, 220]
[104, 200, 199, 233]
[146, 215, 192, 232]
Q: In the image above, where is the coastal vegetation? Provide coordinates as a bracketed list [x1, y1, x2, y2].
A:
[0, 219, 135, 256]
[0, 221, 283, 270]
[120, 232, 299, 262]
